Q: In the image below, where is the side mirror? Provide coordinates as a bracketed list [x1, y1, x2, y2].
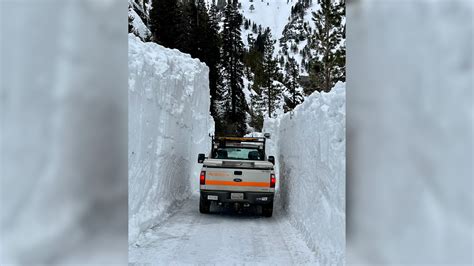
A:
[268, 156, 275, 165]
[264, 133, 271, 139]
[197, 153, 205, 163]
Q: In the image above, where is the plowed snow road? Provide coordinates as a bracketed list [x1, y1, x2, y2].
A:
[129, 194, 319, 265]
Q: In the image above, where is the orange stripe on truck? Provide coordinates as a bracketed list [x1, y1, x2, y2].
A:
[205, 180, 270, 187]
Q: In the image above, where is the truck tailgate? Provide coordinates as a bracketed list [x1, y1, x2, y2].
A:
[202, 160, 274, 192]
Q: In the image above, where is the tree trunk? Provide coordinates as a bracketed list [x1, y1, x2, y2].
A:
[292, 83, 296, 107]
[267, 84, 271, 118]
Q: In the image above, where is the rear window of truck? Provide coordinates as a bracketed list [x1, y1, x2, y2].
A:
[212, 147, 264, 161]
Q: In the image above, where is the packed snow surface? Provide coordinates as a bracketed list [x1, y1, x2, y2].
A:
[129, 195, 319, 264]
[264, 82, 346, 265]
[128, 35, 214, 244]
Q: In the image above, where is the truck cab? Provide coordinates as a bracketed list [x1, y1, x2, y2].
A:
[197, 135, 276, 217]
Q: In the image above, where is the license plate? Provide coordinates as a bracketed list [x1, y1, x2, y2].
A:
[231, 193, 244, 200]
[207, 195, 218, 200]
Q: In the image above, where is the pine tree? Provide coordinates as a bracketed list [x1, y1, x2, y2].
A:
[244, 19, 250, 29]
[309, 0, 345, 93]
[262, 28, 281, 118]
[207, 2, 224, 122]
[176, 0, 197, 55]
[333, 19, 346, 83]
[252, 27, 281, 118]
[149, 0, 181, 48]
[190, 0, 214, 60]
[220, 0, 247, 135]
[283, 57, 303, 112]
[249, 91, 265, 131]
[249, 4, 255, 12]
[183, 0, 224, 126]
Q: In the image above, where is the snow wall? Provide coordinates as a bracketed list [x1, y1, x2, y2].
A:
[128, 35, 214, 244]
[264, 82, 345, 265]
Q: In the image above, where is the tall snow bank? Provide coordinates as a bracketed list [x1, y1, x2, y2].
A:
[128, 35, 214, 244]
[264, 82, 345, 265]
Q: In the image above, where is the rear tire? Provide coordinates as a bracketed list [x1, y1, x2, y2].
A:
[262, 203, 273, 217]
[199, 197, 211, 214]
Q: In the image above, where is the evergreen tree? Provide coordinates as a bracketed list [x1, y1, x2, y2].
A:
[149, 0, 181, 48]
[260, 28, 281, 118]
[283, 57, 303, 112]
[249, 92, 264, 131]
[251, 28, 281, 119]
[220, 0, 247, 135]
[309, 0, 345, 93]
[182, 0, 224, 127]
[252, 23, 257, 33]
[249, 4, 255, 12]
[207, 2, 224, 122]
[189, 0, 213, 60]
[176, 0, 197, 54]
[334, 20, 346, 82]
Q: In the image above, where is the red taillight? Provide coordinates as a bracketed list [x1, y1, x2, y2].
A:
[270, 173, 276, 188]
[200, 171, 206, 185]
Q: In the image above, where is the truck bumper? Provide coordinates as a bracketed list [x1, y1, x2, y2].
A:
[200, 190, 274, 205]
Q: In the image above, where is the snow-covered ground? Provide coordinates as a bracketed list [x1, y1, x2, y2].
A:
[128, 35, 214, 244]
[264, 82, 346, 265]
[129, 194, 319, 265]
[240, 0, 294, 41]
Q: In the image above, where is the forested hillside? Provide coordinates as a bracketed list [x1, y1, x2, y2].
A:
[128, 0, 345, 135]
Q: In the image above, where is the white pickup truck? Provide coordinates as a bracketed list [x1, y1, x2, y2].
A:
[197, 135, 276, 217]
